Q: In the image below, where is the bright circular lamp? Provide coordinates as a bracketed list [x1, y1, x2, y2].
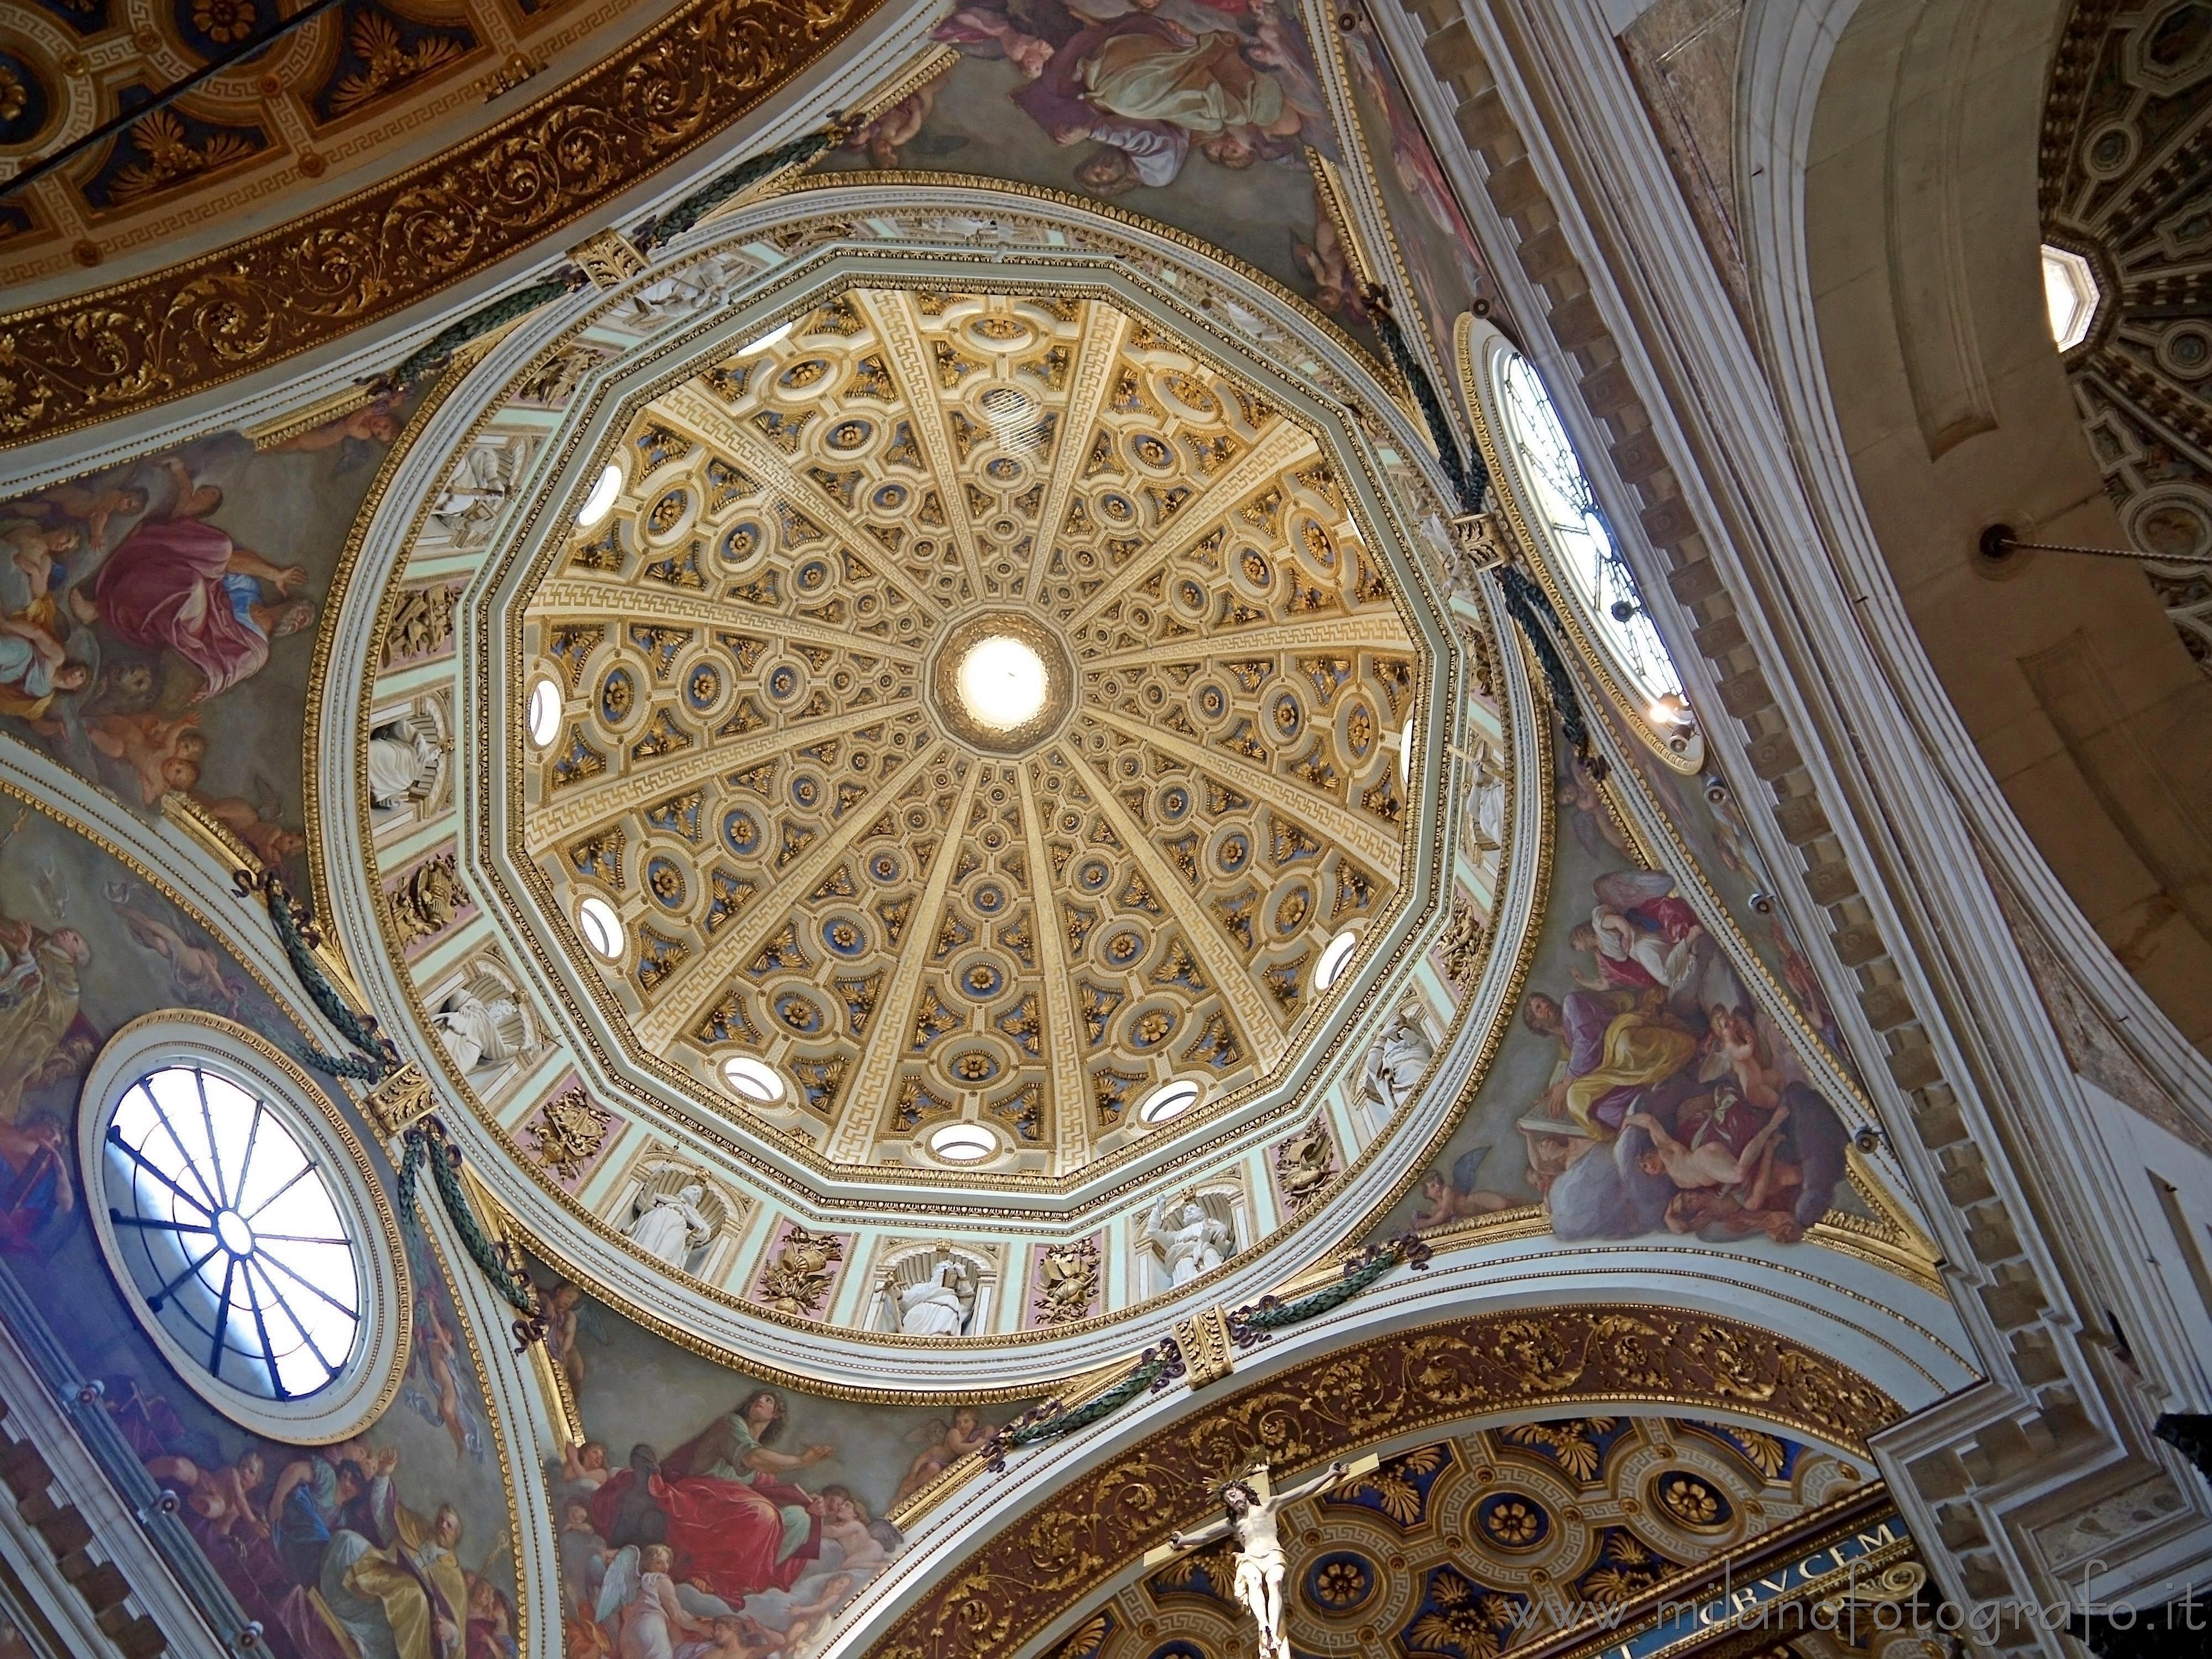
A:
[954, 636, 1049, 731]
[1136, 1080, 1201, 1126]
[1314, 929, 1359, 992]
[577, 463, 623, 528]
[526, 677, 562, 747]
[927, 1122, 999, 1164]
[720, 1055, 785, 1104]
[577, 895, 623, 960]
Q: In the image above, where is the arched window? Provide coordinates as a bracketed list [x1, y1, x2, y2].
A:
[1461, 317, 1698, 768]
[82, 1015, 407, 1438]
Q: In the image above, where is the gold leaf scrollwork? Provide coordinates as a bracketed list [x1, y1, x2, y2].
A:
[859, 1306, 1900, 1659]
[0, 0, 881, 448]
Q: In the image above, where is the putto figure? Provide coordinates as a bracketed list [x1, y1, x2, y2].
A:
[1155, 1460, 1361, 1659]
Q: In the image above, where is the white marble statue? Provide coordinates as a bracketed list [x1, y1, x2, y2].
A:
[1466, 751, 1506, 851]
[1143, 1194, 1232, 1289]
[1359, 1008, 1436, 1125]
[367, 722, 442, 810]
[625, 1182, 713, 1266]
[428, 436, 529, 549]
[891, 1257, 972, 1336]
[433, 988, 522, 1072]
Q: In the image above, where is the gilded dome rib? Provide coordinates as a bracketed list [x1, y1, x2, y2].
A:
[1023, 305, 1132, 598]
[516, 283, 1428, 1179]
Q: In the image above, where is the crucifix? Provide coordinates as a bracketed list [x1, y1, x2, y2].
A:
[1144, 1455, 1379, 1659]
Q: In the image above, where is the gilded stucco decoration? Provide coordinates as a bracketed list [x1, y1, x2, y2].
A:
[0, 0, 882, 447]
[2042, 0, 2212, 669]
[329, 187, 1522, 1351]
[519, 287, 1425, 1178]
[859, 1305, 1897, 1659]
[1039, 1413, 1868, 1659]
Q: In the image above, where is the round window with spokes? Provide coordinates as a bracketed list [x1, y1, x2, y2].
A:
[1459, 316, 1702, 770]
[82, 1015, 408, 1439]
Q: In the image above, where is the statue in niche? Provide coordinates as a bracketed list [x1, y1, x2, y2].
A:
[880, 1249, 976, 1336]
[623, 1168, 725, 1268]
[1152, 1461, 1364, 1659]
[428, 438, 525, 549]
[1465, 744, 1506, 851]
[431, 970, 533, 1073]
[1140, 1193, 1233, 1292]
[1358, 1006, 1436, 1125]
[367, 713, 446, 811]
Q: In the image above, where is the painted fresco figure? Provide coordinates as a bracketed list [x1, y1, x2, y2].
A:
[1162, 1463, 1352, 1659]
[67, 459, 312, 704]
[0, 916, 89, 1125]
[589, 1391, 833, 1604]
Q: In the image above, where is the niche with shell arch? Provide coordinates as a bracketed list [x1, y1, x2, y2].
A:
[867, 1243, 1002, 1337]
[364, 688, 453, 834]
[425, 953, 542, 1095]
[1134, 1182, 1247, 1300]
[608, 1153, 744, 1281]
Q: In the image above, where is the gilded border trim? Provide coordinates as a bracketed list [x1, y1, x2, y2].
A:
[858, 1302, 1900, 1659]
[0, 0, 885, 448]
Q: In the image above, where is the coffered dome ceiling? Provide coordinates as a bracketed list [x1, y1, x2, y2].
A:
[519, 286, 1423, 1180]
[330, 192, 1512, 1355]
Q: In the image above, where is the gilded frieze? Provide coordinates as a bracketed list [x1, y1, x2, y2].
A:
[0, 0, 883, 448]
[860, 1305, 1897, 1659]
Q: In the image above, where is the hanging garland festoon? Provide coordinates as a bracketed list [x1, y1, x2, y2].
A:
[235, 869, 547, 1348]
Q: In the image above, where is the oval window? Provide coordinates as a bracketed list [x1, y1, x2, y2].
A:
[1491, 347, 1682, 705]
[81, 1015, 406, 1439]
[927, 1123, 998, 1164]
[577, 895, 624, 960]
[1314, 929, 1359, 992]
[1136, 1080, 1201, 1126]
[720, 1055, 785, 1104]
[527, 677, 562, 748]
[1463, 317, 1698, 768]
[105, 1065, 360, 1399]
[577, 463, 623, 528]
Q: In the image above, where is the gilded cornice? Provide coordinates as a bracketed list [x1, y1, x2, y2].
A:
[860, 1303, 1898, 1659]
[0, 0, 883, 450]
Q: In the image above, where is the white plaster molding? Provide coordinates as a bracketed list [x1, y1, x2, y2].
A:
[1418, 0, 2212, 1622]
[815, 1235, 1978, 1659]
[309, 184, 1564, 1383]
[0, 1304, 231, 1659]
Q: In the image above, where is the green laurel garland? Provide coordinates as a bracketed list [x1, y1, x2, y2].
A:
[236, 869, 543, 1335]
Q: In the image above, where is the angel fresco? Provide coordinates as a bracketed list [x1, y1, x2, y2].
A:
[0, 411, 397, 844]
[1511, 869, 1851, 1244]
[570, 1391, 906, 1659]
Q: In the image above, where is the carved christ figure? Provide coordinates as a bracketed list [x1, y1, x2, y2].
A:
[1159, 1462, 1355, 1659]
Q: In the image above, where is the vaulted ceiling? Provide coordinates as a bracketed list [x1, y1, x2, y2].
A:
[519, 286, 1421, 1180]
